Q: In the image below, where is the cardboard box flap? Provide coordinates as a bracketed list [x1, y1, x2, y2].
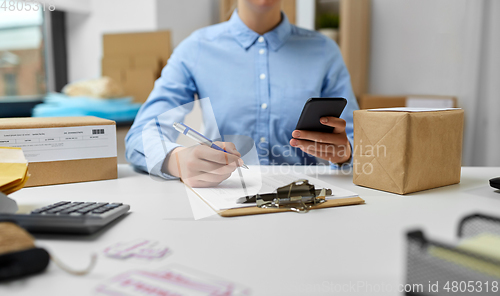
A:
[354, 110, 409, 193]
[133, 56, 161, 69]
[353, 157, 404, 193]
[0, 117, 116, 129]
[404, 110, 464, 193]
[103, 31, 171, 63]
[102, 56, 132, 69]
[357, 111, 408, 146]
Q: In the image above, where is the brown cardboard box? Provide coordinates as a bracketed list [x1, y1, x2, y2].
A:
[124, 69, 157, 104]
[102, 31, 171, 103]
[0, 117, 117, 187]
[359, 95, 458, 109]
[134, 56, 161, 70]
[353, 109, 464, 194]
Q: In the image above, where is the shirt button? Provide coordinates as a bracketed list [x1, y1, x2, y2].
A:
[258, 36, 265, 43]
[260, 74, 266, 80]
[260, 137, 266, 143]
[261, 103, 268, 109]
[259, 49, 265, 55]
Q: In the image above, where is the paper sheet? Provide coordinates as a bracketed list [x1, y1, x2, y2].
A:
[103, 239, 170, 260]
[459, 233, 500, 262]
[0, 125, 117, 163]
[368, 107, 461, 112]
[95, 264, 251, 296]
[189, 166, 358, 211]
[430, 234, 500, 279]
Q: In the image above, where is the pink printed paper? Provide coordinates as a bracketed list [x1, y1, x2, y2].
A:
[95, 265, 251, 296]
[103, 239, 170, 260]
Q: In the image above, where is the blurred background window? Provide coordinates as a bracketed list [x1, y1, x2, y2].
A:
[0, 3, 46, 100]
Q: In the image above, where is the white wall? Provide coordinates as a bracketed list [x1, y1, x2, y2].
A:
[45, 0, 91, 13]
[156, 0, 219, 48]
[65, 0, 221, 82]
[369, 0, 468, 95]
[296, 0, 315, 30]
[65, 0, 157, 82]
[368, 0, 499, 166]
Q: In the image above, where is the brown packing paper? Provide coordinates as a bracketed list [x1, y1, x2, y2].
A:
[353, 109, 464, 194]
[0, 117, 117, 187]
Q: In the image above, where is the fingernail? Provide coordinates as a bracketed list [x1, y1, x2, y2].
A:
[238, 159, 244, 166]
[290, 139, 297, 146]
[321, 118, 328, 123]
[293, 131, 300, 138]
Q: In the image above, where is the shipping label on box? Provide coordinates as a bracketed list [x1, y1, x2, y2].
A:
[0, 125, 116, 163]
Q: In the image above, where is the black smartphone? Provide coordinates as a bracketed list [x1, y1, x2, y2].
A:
[295, 97, 347, 134]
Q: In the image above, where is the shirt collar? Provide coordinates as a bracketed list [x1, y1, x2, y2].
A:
[228, 9, 292, 51]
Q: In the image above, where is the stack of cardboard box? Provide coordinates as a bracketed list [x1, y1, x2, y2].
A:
[101, 31, 172, 103]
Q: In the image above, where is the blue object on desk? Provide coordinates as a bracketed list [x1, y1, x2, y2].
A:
[33, 93, 141, 123]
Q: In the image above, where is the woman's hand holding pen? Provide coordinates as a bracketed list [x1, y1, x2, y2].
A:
[289, 117, 351, 164]
[166, 142, 244, 188]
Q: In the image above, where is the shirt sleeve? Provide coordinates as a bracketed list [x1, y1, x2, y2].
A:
[125, 33, 201, 179]
[319, 38, 359, 169]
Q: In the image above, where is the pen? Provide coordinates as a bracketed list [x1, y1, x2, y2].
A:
[173, 122, 249, 169]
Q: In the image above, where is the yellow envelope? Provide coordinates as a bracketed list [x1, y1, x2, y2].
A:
[0, 147, 29, 195]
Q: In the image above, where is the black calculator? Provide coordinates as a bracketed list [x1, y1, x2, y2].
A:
[0, 199, 130, 234]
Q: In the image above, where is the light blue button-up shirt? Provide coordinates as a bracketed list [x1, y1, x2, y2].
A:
[125, 10, 359, 178]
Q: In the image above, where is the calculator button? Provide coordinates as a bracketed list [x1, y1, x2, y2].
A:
[46, 208, 64, 214]
[92, 208, 110, 214]
[59, 208, 78, 214]
[76, 203, 106, 214]
[52, 201, 70, 207]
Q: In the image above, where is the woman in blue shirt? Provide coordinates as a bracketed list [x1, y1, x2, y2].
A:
[125, 0, 359, 187]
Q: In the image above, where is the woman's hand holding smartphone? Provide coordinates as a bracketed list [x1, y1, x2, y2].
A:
[290, 98, 351, 164]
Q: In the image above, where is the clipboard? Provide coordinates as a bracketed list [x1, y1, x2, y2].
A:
[187, 179, 365, 217]
[218, 196, 365, 217]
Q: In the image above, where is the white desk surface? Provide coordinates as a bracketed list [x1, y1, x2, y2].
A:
[2, 165, 500, 296]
